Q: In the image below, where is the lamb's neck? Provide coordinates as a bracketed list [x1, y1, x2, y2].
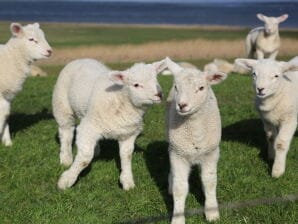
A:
[5, 38, 32, 76]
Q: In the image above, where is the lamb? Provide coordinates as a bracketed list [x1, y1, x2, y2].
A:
[52, 58, 167, 190]
[0, 23, 52, 146]
[245, 13, 288, 59]
[235, 58, 298, 178]
[166, 57, 227, 223]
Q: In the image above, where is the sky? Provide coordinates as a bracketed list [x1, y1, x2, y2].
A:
[7, 0, 298, 2]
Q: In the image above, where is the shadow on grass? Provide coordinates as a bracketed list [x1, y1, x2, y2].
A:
[75, 139, 143, 188]
[9, 108, 53, 135]
[144, 141, 206, 220]
[222, 118, 272, 168]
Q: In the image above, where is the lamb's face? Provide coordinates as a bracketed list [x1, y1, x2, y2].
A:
[109, 60, 167, 107]
[126, 64, 163, 107]
[257, 13, 288, 35]
[235, 58, 298, 99]
[10, 23, 52, 61]
[174, 69, 209, 115]
[166, 57, 227, 116]
[252, 60, 284, 99]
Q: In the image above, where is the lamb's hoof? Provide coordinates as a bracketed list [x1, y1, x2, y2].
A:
[171, 216, 185, 224]
[121, 180, 135, 191]
[2, 139, 12, 147]
[57, 171, 76, 190]
[60, 153, 73, 167]
[205, 209, 220, 222]
[271, 168, 284, 178]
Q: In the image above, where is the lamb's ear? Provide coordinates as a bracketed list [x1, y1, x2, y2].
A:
[109, 71, 127, 85]
[280, 61, 298, 73]
[204, 71, 227, 85]
[234, 58, 257, 72]
[257, 13, 267, 22]
[277, 14, 288, 23]
[33, 22, 40, 28]
[10, 23, 24, 37]
[165, 57, 183, 75]
[152, 59, 167, 75]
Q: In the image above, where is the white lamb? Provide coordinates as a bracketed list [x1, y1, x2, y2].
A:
[0, 23, 52, 146]
[246, 13, 288, 59]
[235, 58, 298, 178]
[53, 58, 167, 190]
[166, 58, 227, 223]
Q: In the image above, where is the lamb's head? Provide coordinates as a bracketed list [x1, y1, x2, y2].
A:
[257, 13, 288, 35]
[109, 59, 167, 107]
[235, 58, 298, 99]
[166, 57, 227, 116]
[10, 23, 52, 61]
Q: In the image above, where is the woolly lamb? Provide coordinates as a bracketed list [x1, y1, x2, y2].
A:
[246, 13, 288, 59]
[235, 58, 298, 178]
[0, 23, 52, 146]
[166, 58, 227, 223]
[53, 58, 167, 190]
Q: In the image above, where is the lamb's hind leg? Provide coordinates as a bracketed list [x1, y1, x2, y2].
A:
[200, 148, 220, 222]
[0, 99, 11, 146]
[59, 125, 75, 166]
[58, 121, 100, 190]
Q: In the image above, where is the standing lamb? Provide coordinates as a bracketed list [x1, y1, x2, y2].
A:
[0, 23, 52, 146]
[235, 58, 298, 178]
[53, 58, 167, 190]
[166, 58, 227, 223]
[246, 13, 288, 59]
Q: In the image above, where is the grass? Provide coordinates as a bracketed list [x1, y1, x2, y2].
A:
[0, 64, 297, 224]
[1, 22, 298, 48]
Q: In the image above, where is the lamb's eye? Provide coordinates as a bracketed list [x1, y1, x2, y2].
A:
[275, 75, 279, 78]
[29, 38, 34, 41]
[199, 86, 204, 91]
[28, 38, 37, 43]
[133, 83, 139, 88]
[174, 85, 178, 91]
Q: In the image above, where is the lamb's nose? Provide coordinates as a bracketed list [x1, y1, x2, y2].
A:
[155, 91, 163, 99]
[178, 103, 187, 110]
[47, 49, 52, 56]
[257, 87, 264, 93]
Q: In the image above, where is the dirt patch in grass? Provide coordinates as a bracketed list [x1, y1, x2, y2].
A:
[40, 38, 298, 65]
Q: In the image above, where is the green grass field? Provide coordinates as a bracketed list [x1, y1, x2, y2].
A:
[0, 24, 297, 223]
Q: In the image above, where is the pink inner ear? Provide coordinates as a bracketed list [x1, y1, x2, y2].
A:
[115, 74, 124, 81]
[211, 74, 222, 81]
[12, 25, 21, 33]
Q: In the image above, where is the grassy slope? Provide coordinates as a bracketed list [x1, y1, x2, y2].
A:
[0, 64, 297, 224]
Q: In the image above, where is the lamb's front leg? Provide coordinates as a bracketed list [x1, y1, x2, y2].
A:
[170, 151, 191, 224]
[200, 148, 220, 222]
[263, 120, 277, 160]
[0, 99, 11, 146]
[272, 119, 297, 178]
[269, 50, 278, 60]
[118, 134, 138, 190]
[256, 49, 264, 60]
[58, 122, 100, 190]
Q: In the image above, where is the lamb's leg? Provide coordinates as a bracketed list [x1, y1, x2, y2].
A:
[200, 148, 220, 222]
[58, 121, 100, 190]
[170, 151, 191, 224]
[272, 119, 297, 178]
[118, 134, 138, 190]
[269, 50, 278, 60]
[2, 122, 12, 146]
[59, 125, 75, 166]
[256, 49, 264, 60]
[0, 99, 11, 146]
[263, 120, 277, 160]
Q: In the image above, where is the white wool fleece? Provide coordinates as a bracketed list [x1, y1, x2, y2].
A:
[0, 22, 51, 146]
[166, 57, 227, 224]
[52, 58, 167, 191]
